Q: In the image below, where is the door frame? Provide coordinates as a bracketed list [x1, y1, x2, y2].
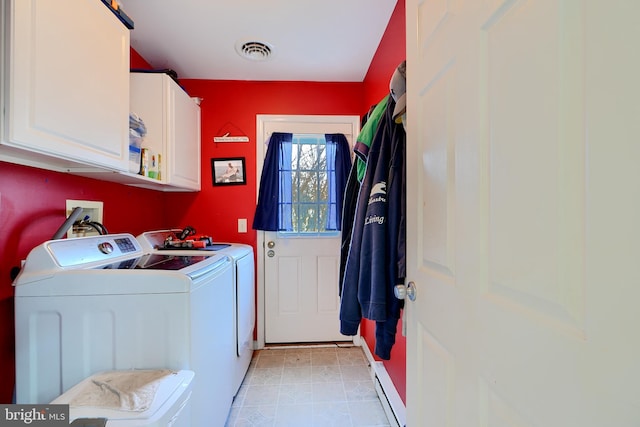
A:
[255, 114, 360, 349]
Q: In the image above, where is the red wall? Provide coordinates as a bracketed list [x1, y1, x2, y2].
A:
[360, 0, 407, 404]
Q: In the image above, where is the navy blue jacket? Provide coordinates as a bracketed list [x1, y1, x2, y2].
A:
[340, 99, 406, 360]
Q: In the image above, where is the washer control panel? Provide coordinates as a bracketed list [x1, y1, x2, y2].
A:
[43, 234, 143, 268]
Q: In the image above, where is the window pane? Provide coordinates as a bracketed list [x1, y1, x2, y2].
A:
[319, 172, 328, 202]
[291, 171, 299, 203]
[318, 144, 327, 171]
[299, 204, 317, 232]
[318, 203, 328, 232]
[298, 143, 317, 170]
[298, 171, 317, 202]
[291, 204, 299, 229]
[281, 133, 341, 235]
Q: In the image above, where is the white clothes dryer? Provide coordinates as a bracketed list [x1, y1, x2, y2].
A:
[137, 230, 255, 396]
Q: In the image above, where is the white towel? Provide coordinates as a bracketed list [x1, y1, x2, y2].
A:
[69, 369, 174, 412]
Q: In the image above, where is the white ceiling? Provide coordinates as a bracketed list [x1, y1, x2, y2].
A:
[118, 0, 398, 82]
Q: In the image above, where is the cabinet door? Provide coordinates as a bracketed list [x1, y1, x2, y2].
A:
[5, 0, 129, 170]
[130, 73, 165, 177]
[130, 73, 201, 191]
[168, 81, 201, 190]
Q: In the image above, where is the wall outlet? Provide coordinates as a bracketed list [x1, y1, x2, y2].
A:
[238, 218, 247, 233]
[66, 200, 104, 238]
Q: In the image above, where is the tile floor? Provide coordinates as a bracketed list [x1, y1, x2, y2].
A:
[224, 345, 393, 427]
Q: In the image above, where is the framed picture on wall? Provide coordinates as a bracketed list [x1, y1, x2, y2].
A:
[211, 157, 246, 186]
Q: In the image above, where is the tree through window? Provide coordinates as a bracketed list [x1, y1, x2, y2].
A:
[283, 134, 333, 234]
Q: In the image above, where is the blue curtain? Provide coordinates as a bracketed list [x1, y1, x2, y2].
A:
[253, 132, 352, 232]
[278, 138, 294, 231]
[325, 133, 352, 230]
[253, 132, 293, 231]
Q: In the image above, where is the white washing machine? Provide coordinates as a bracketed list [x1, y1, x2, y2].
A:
[137, 230, 255, 396]
[51, 370, 194, 427]
[14, 234, 235, 427]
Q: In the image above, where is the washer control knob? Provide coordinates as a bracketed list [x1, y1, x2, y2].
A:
[98, 242, 114, 254]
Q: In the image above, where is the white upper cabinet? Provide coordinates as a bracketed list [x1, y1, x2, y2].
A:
[129, 72, 201, 192]
[168, 77, 201, 190]
[1, 0, 130, 171]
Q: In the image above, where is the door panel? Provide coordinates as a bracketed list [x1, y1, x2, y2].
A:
[264, 231, 347, 343]
[406, 0, 640, 425]
[484, 0, 586, 334]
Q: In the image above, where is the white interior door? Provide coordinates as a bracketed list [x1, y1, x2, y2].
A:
[405, 0, 640, 425]
[256, 115, 359, 345]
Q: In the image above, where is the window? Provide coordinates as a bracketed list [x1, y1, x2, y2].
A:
[280, 134, 337, 235]
[254, 115, 360, 235]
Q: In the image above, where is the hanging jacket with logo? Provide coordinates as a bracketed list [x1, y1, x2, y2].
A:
[339, 98, 406, 360]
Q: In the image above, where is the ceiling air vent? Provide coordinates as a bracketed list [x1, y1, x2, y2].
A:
[235, 40, 274, 61]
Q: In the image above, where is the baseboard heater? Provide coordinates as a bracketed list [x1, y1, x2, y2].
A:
[372, 361, 406, 427]
[359, 340, 406, 427]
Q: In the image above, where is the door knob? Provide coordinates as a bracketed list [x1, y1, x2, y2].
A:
[267, 241, 275, 248]
[394, 282, 417, 301]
